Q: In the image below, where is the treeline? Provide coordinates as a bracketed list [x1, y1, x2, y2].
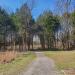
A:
[0, 3, 35, 51]
[0, 0, 75, 51]
[37, 11, 75, 50]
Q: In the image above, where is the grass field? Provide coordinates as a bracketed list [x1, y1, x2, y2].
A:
[45, 51, 75, 70]
[0, 51, 36, 75]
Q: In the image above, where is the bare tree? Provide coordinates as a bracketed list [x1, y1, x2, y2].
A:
[56, 0, 72, 49]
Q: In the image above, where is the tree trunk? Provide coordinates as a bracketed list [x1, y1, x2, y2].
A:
[22, 37, 25, 51]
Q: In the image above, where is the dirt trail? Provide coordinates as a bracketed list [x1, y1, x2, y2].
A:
[21, 52, 63, 75]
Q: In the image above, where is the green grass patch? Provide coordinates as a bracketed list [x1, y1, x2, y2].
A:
[45, 51, 75, 70]
[0, 52, 36, 75]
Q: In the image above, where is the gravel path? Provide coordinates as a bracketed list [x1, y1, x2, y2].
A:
[21, 52, 62, 75]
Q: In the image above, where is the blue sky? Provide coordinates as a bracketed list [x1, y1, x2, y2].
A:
[0, 0, 56, 19]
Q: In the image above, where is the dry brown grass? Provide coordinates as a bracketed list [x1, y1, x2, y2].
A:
[0, 52, 36, 75]
[0, 51, 17, 63]
[45, 51, 75, 69]
[45, 51, 75, 75]
[63, 69, 75, 75]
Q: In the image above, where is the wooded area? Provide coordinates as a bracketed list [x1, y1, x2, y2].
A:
[0, 0, 75, 51]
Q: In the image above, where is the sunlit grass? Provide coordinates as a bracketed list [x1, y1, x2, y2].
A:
[45, 51, 75, 70]
[0, 52, 36, 75]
